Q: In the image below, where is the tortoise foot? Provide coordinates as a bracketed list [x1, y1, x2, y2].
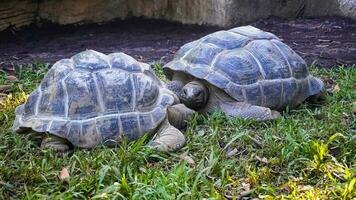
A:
[41, 135, 72, 153]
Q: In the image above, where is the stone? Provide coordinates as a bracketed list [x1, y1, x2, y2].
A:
[0, 0, 355, 31]
[0, 1, 37, 31]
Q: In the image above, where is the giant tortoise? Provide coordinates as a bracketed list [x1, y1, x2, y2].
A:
[164, 26, 325, 120]
[13, 50, 195, 152]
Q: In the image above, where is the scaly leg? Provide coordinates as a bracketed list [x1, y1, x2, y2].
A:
[220, 102, 281, 121]
[41, 134, 72, 153]
[167, 103, 196, 130]
[148, 118, 185, 152]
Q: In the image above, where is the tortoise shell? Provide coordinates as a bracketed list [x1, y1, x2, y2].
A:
[164, 26, 324, 109]
[13, 50, 174, 148]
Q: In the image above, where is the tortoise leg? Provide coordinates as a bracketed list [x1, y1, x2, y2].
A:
[220, 102, 281, 121]
[41, 135, 72, 153]
[167, 104, 196, 130]
[148, 119, 186, 152]
[306, 91, 327, 105]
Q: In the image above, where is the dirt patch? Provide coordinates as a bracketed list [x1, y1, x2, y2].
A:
[253, 17, 356, 68]
[0, 17, 355, 71]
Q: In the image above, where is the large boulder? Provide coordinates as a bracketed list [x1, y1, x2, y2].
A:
[36, 0, 356, 26]
[0, 1, 37, 31]
[0, 0, 355, 31]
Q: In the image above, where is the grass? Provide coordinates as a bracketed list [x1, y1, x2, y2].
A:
[0, 63, 355, 199]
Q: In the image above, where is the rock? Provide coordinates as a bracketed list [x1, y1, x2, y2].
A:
[339, 0, 356, 19]
[0, 0, 355, 30]
[0, 1, 37, 31]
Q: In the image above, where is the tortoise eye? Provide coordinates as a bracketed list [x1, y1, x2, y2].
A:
[194, 90, 203, 98]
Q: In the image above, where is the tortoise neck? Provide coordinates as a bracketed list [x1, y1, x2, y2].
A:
[165, 80, 184, 99]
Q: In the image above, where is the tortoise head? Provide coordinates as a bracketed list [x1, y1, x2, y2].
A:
[180, 81, 209, 110]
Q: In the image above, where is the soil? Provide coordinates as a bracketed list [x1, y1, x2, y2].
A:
[0, 17, 355, 72]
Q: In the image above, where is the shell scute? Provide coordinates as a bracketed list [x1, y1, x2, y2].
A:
[214, 49, 262, 85]
[120, 114, 140, 141]
[185, 64, 210, 79]
[96, 116, 120, 144]
[203, 31, 250, 49]
[226, 83, 245, 102]
[41, 59, 73, 89]
[80, 120, 101, 148]
[271, 39, 308, 79]
[205, 72, 230, 89]
[67, 122, 81, 146]
[95, 70, 134, 112]
[49, 120, 70, 138]
[244, 84, 262, 105]
[65, 71, 101, 120]
[139, 114, 153, 135]
[282, 79, 298, 105]
[38, 82, 66, 117]
[185, 43, 223, 65]
[261, 81, 282, 108]
[23, 89, 40, 119]
[109, 53, 142, 72]
[151, 107, 166, 125]
[244, 40, 291, 79]
[229, 26, 278, 40]
[72, 50, 109, 71]
[175, 40, 199, 58]
[132, 74, 160, 110]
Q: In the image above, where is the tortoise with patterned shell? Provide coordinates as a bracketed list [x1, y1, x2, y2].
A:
[13, 50, 195, 152]
[164, 26, 325, 120]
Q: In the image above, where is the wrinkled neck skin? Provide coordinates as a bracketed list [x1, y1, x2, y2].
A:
[165, 81, 184, 99]
[199, 84, 237, 115]
[165, 72, 192, 101]
[165, 72, 236, 114]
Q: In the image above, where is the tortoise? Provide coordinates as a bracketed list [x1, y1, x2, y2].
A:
[164, 26, 325, 120]
[13, 50, 195, 152]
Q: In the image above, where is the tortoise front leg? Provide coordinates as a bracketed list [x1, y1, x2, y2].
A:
[148, 118, 185, 152]
[220, 102, 281, 121]
[41, 134, 72, 153]
[147, 104, 195, 152]
[167, 103, 196, 130]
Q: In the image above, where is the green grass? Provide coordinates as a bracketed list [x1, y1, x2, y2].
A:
[0, 63, 355, 199]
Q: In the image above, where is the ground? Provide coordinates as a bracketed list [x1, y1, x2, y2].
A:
[0, 17, 355, 69]
[0, 17, 355, 199]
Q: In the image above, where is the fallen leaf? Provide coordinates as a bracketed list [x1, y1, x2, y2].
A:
[179, 152, 195, 166]
[298, 185, 313, 192]
[0, 85, 11, 93]
[331, 84, 340, 93]
[197, 130, 205, 136]
[255, 155, 268, 164]
[5, 75, 18, 82]
[59, 167, 70, 181]
[242, 181, 251, 191]
[226, 148, 238, 157]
